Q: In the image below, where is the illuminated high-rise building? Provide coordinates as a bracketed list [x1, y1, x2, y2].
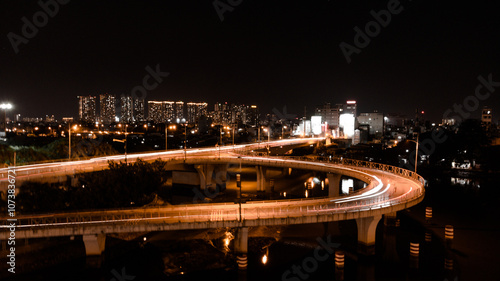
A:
[344, 100, 357, 117]
[186, 102, 208, 124]
[147, 101, 175, 123]
[357, 111, 384, 135]
[120, 96, 134, 123]
[175, 101, 184, 121]
[100, 94, 116, 124]
[148, 101, 163, 123]
[78, 95, 97, 122]
[133, 98, 145, 122]
[246, 105, 259, 127]
[315, 103, 342, 128]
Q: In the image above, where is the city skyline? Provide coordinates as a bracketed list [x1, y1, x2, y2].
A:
[0, 1, 499, 122]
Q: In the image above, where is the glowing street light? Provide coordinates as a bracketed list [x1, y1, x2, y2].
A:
[407, 133, 419, 173]
[1, 103, 13, 137]
[0, 103, 13, 110]
[68, 124, 78, 159]
[263, 128, 270, 142]
[261, 253, 268, 265]
[166, 124, 176, 151]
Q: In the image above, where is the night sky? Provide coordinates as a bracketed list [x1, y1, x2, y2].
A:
[0, 0, 499, 122]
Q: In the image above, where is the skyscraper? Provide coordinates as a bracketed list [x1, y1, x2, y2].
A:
[120, 96, 134, 123]
[78, 95, 97, 122]
[147, 101, 163, 123]
[175, 101, 184, 121]
[247, 105, 259, 127]
[147, 101, 175, 123]
[186, 102, 208, 124]
[100, 93, 116, 124]
[357, 111, 384, 135]
[315, 103, 342, 128]
[133, 98, 145, 122]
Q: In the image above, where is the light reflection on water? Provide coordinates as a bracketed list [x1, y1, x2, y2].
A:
[9, 175, 491, 281]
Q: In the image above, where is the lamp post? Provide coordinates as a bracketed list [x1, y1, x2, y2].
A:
[237, 173, 242, 222]
[165, 124, 168, 151]
[282, 125, 287, 139]
[0, 103, 13, 138]
[68, 125, 71, 159]
[184, 124, 187, 161]
[113, 124, 128, 164]
[68, 124, 77, 159]
[124, 124, 128, 164]
[407, 133, 419, 173]
[263, 128, 270, 143]
[220, 125, 223, 146]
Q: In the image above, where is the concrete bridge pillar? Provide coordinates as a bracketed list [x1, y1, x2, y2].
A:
[234, 227, 249, 254]
[327, 173, 341, 197]
[83, 233, 106, 256]
[195, 164, 215, 191]
[214, 164, 229, 188]
[256, 166, 267, 192]
[356, 215, 382, 255]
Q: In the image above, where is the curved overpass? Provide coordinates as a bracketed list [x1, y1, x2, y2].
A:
[0, 151, 424, 255]
[0, 138, 322, 187]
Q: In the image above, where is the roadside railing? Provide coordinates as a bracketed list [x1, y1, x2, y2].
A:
[0, 153, 425, 232]
[0, 138, 324, 181]
[0, 185, 423, 231]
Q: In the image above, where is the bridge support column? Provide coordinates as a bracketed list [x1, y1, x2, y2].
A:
[356, 215, 382, 255]
[234, 227, 249, 254]
[195, 164, 215, 191]
[214, 164, 229, 191]
[83, 233, 106, 256]
[256, 166, 267, 192]
[327, 173, 341, 197]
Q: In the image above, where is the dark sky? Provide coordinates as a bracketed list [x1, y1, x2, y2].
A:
[0, 0, 499, 122]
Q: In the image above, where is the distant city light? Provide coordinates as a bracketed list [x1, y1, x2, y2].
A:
[0, 103, 13, 109]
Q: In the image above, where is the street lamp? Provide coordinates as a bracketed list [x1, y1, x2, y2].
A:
[166, 124, 176, 151]
[0, 103, 13, 137]
[124, 124, 128, 164]
[237, 173, 242, 222]
[407, 133, 419, 173]
[68, 124, 78, 159]
[184, 123, 187, 161]
[232, 125, 235, 147]
[220, 125, 223, 146]
[282, 125, 287, 139]
[113, 124, 128, 164]
[263, 128, 270, 142]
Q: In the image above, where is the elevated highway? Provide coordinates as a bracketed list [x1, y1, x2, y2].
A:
[0, 142, 425, 255]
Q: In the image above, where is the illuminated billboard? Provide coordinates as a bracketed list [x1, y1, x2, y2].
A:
[311, 116, 322, 135]
[339, 113, 355, 138]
